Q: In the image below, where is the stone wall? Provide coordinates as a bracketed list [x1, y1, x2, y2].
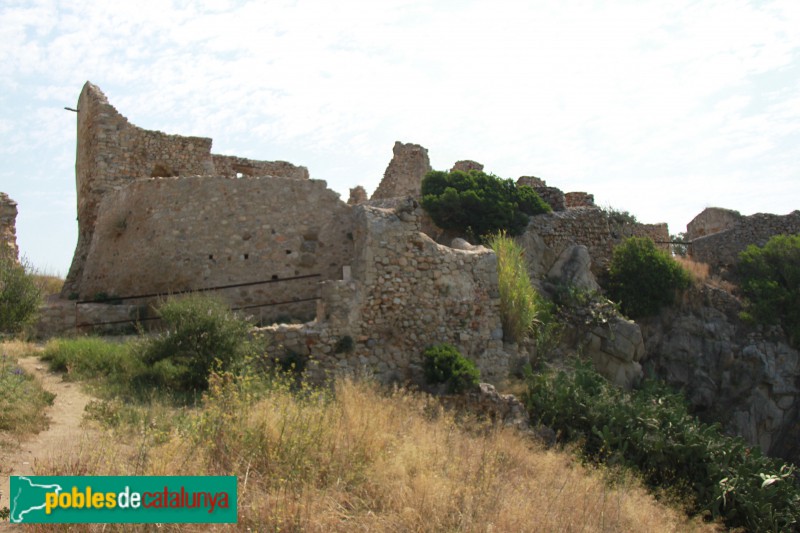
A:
[0, 192, 18, 260]
[72, 176, 354, 323]
[565, 192, 595, 208]
[686, 207, 741, 241]
[451, 160, 484, 173]
[63, 82, 308, 297]
[517, 177, 566, 212]
[211, 154, 309, 180]
[371, 141, 431, 200]
[525, 207, 671, 277]
[690, 210, 800, 270]
[259, 204, 509, 384]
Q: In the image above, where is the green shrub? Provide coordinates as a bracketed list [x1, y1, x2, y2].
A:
[421, 170, 550, 240]
[605, 237, 691, 318]
[139, 294, 253, 391]
[422, 344, 480, 394]
[737, 234, 800, 347]
[0, 256, 42, 334]
[525, 361, 800, 531]
[488, 232, 540, 343]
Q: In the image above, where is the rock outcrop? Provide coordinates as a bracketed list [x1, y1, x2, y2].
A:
[640, 285, 800, 463]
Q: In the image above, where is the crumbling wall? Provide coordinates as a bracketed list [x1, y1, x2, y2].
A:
[691, 210, 800, 270]
[348, 186, 368, 205]
[211, 155, 309, 179]
[517, 176, 566, 211]
[686, 207, 741, 241]
[0, 192, 18, 260]
[74, 176, 353, 323]
[371, 141, 431, 200]
[260, 205, 509, 384]
[525, 208, 671, 276]
[565, 192, 595, 208]
[451, 160, 484, 173]
[63, 82, 309, 298]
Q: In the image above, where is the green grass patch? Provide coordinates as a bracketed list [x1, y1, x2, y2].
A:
[0, 343, 55, 444]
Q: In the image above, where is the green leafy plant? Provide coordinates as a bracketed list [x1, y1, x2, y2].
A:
[488, 232, 540, 343]
[604, 237, 691, 318]
[421, 170, 550, 240]
[0, 256, 42, 334]
[138, 294, 253, 391]
[422, 343, 480, 394]
[737, 234, 800, 347]
[525, 360, 800, 531]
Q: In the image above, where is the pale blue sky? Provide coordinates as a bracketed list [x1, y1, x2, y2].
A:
[1, 0, 798, 275]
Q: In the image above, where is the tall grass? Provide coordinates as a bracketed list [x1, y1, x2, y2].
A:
[0, 341, 55, 445]
[27, 373, 716, 532]
[488, 232, 540, 343]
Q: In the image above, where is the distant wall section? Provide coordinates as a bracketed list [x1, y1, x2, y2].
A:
[691, 210, 800, 270]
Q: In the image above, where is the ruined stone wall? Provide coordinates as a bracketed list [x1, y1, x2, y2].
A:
[73, 176, 354, 323]
[211, 154, 309, 179]
[691, 210, 800, 269]
[565, 192, 595, 208]
[621, 222, 671, 252]
[516, 177, 566, 212]
[525, 208, 671, 275]
[0, 192, 18, 260]
[686, 207, 741, 241]
[527, 207, 614, 275]
[63, 82, 308, 298]
[260, 205, 509, 384]
[371, 141, 431, 200]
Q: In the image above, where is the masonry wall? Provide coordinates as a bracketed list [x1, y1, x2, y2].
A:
[526, 208, 670, 275]
[211, 155, 309, 179]
[686, 207, 741, 241]
[371, 141, 432, 200]
[63, 82, 309, 297]
[74, 176, 354, 322]
[260, 205, 509, 384]
[0, 192, 18, 260]
[691, 210, 800, 269]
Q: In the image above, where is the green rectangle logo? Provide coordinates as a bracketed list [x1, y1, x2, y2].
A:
[9, 476, 237, 524]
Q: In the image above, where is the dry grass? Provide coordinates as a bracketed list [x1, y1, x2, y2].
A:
[674, 256, 736, 293]
[32, 273, 64, 296]
[26, 374, 720, 532]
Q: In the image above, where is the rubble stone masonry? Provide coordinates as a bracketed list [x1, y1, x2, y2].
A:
[0, 192, 18, 260]
[75, 176, 354, 323]
[62, 82, 308, 297]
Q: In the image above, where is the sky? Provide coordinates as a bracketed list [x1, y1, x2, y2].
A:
[1, 0, 798, 276]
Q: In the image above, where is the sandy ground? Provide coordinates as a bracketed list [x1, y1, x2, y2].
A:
[0, 355, 98, 529]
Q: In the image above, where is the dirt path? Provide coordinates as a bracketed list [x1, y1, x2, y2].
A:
[1, 356, 98, 527]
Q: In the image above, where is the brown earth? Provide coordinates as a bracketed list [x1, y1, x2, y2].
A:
[0, 356, 98, 529]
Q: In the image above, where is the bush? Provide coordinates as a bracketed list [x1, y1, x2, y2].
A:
[422, 344, 480, 394]
[605, 237, 691, 318]
[421, 170, 550, 240]
[737, 234, 800, 347]
[0, 256, 42, 334]
[139, 294, 253, 391]
[525, 361, 800, 531]
[488, 232, 540, 343]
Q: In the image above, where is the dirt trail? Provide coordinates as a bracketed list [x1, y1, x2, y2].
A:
[1, 356, 98, 526]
